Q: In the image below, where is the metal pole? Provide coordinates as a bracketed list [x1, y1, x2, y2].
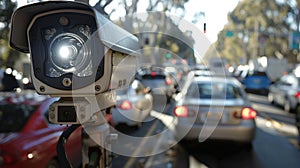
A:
[253, 19, 259, 60]
[81, 108, 116, 168]
[80, 92, 117, 168]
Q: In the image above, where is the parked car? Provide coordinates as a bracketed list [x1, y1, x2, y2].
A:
[268, 72, 300, 113]
[0, 91, 81, 168]
[173, 75, 256, 146]
[241, 70, 271, 95]
[111, 80, 153, 128]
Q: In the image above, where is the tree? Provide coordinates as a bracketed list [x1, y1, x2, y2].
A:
[0, 0, 19, 68]
[215, 0, 292, 65]
[79, 0, 195, 65]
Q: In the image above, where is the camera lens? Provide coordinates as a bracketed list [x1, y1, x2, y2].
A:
[50, 33, 87, 73]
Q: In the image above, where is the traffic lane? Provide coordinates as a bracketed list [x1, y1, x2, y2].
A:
[110, 94, 172, 168]
[173, 93, 300, 168]
[179, 125, 300, 168]
[178, 140, 261, 168]
[111, 119, 164, 168]
[248, 93, 296, 125]
[249, 93, 300, 167]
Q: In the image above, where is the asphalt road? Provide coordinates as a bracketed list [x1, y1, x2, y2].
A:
[175, 93, 300, 168]
[110, 91, 300, 168]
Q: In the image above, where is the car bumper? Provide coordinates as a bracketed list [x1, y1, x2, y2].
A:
[174, 121, 256, 143]
[111, 108, 150, 126]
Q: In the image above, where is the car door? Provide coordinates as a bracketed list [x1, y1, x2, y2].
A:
[271, 75, 288, 106]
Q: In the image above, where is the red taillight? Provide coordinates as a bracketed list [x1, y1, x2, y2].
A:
[295, 92, 300, 98]
[166, 78, 172, 85]
[174, 106, 188, 117]
[241, 108, 257, 120]
[150, 71, 156, 77]
[120, 100, 132, 110]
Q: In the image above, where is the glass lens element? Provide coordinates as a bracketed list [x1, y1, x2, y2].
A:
[50, 33, 85, 72]
[45, 25, 94, 78]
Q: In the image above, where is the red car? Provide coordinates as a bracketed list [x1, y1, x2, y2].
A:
[0, 92, 82, 168]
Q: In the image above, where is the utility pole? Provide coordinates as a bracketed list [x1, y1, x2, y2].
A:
[253, 19, 259, 60]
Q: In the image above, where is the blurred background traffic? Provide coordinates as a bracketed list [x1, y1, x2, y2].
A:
[1, 0, 300, 168]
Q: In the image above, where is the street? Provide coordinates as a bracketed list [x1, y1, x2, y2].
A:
[110, 92, 300, 168]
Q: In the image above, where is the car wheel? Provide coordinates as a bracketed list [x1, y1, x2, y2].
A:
[296, 106, 300, 128]
[296, 106, 300, 145]
[46, 159, 60, 168]
[136, 122, 142, 129]
[268, 93, 274, 104]
[284, 100, 291, 113]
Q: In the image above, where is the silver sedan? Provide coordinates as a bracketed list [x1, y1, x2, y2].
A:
[173, 75, 256, 144]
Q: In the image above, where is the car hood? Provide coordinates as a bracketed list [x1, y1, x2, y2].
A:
[0, 133, 20, 144]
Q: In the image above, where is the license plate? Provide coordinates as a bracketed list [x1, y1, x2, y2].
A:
[253, 79, 261, 84]
[201, 112, 223, 122]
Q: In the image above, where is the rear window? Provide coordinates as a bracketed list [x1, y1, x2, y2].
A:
[187, 82, 242, 99]
[0, 104, 37, 132]
[247, 71, 268, 77]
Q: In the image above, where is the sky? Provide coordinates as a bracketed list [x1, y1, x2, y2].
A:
[17, 0, 241, 43]
[100, 0, 241, 43]
[183, 0, 241, 43]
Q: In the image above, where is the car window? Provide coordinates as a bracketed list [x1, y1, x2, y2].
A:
[187, 82, 242, 99]
[285, 75, 296, 86]
[0, 104, 37, 132]
[117, 80, 147, 96]
[279, 74, 297, 86]
[130, 80, 147, 96]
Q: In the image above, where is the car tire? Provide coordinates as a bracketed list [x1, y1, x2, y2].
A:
[296, 105, 300, 145]
[296, 106, 300, 129]
[244, 143, 253, 152]
[268, 93, 274, 104]
[46, 159, 60, 168]
[284, 99, 291, 113]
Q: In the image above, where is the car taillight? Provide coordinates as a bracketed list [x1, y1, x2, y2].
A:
[295, 92, 300, 98]
[151, 71, 156, 77]
[166, 77, 172, 85]
[241, 107, 257, 119]
[174, 106, 188, 117]
[120, 100, 132, 110]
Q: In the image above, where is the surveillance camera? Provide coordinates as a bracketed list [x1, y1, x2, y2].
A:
[9, 1, 140, 97]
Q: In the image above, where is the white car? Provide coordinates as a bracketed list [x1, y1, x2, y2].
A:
[112, 80, 153, 127]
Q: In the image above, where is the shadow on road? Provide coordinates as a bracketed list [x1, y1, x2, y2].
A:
[177, 140, 263, 168]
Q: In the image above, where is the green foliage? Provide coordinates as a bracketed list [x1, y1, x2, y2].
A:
[0, 0, 18, 68]
[215, 0, 296, 65]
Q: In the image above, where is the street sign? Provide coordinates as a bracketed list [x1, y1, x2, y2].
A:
[226, 31, 234, 37]
[289, 31, 300, 50]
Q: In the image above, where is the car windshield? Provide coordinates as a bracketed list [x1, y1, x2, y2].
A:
[187, 82, 242, 99]
[0, 104, 37, 132]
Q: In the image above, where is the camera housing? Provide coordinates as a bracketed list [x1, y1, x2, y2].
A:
[10, 1, 140, 97]
[9, 1, 140, 124]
